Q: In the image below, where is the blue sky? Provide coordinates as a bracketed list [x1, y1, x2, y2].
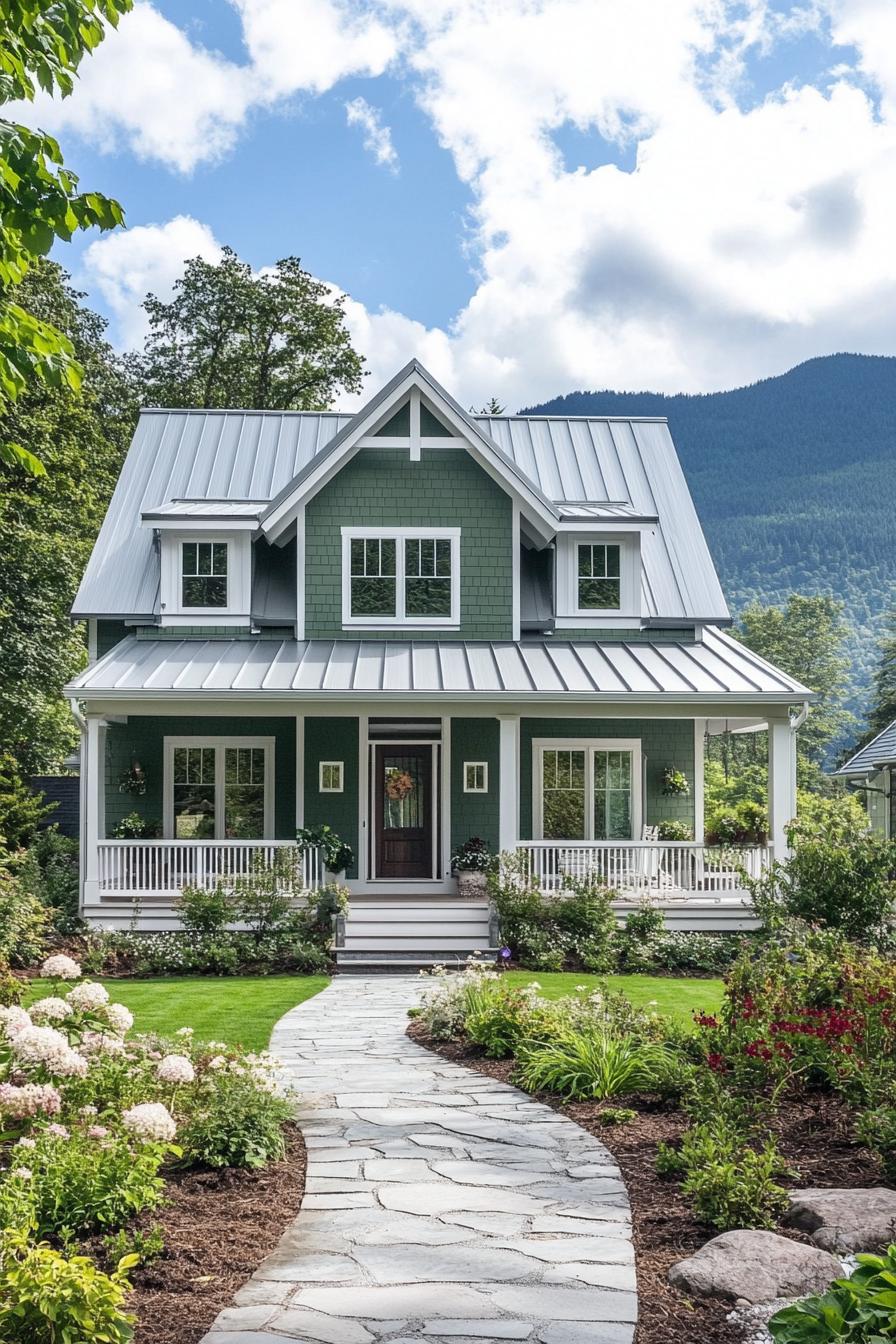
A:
[32, 0, 896, 408]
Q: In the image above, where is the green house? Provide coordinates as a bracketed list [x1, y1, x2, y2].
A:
[836, 719, 896, 839]
[66, 361, 811, 959]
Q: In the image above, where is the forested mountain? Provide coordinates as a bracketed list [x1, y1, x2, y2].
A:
[524, 354, 896, 743]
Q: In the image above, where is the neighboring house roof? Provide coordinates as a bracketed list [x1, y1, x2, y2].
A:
[66, 626, 811, 703]
[836, 720, 896, 775]
[72, 360, 729, 624]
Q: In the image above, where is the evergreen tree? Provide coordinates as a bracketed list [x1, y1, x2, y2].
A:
[867, 602, 896, 738]
[135, 248, 364, 411]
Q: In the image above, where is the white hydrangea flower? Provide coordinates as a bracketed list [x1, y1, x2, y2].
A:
[0, 1082, 62, 1117]
[175, 1026, 194, 1038]
[29, 996, 73, 1023]
[122, 1102, 177, 1143]
[10, 1167, 32, 1181]
[207, 1055, 227, 1071]
[40, 954, 82, 980]
[156, 1054, 195, 1085]
[65, 980, 110, 1012]
[81, 1030, 125, 1057]
[104, 1003, 134, 1035]
[0, 1005, 31, 1038]
[15, 1136, 36, 1149]
[9, 1025, 88, 1078]
[79, 1104, 98, 1117]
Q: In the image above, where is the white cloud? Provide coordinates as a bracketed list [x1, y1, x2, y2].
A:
[344, 97, 399, 171]
[60, 0, 896, 401]
[82, 216, 223, 348]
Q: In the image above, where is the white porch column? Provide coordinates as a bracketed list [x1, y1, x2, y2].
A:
[693, 718, 705, 843]
[83, 716, 107, 907]
[768, 716, 797, 858]
[498, 715, 520, 854]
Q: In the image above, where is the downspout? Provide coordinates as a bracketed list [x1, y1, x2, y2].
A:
[790, 701, 809, 732]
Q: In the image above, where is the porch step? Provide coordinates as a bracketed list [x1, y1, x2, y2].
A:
[335, 899, 498, 972]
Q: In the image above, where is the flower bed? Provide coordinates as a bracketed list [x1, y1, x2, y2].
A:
[407, 950, 893, 1344]
[0, 955, 303, 1342]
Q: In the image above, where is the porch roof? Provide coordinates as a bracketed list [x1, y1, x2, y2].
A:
[67, 627, 812, 704]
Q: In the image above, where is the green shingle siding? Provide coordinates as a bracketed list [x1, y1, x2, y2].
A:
[450, 718, 500, 855]
[302, 717, 360, 878]
[519, 717, 696, 839]
[104, 716, 296, 839]
[304, 449, 513, 639]
[96, 621, 129, 657]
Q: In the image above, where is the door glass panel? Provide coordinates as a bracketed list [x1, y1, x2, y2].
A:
[223, 746, 265, 838]
[542, 749, 586, 839]
[382, 754, 425, 830]
[172, 746, 216, 838]
[594, 749, 632, 840]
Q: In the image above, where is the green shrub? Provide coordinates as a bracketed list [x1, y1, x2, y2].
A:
[599, 1106, 636, 1126]
[705, 799, 768, 845]
[769, 1244, 896, 1342]
[515, 1029, 672, 1100]
[490, 856, 619, 970]
[177, 883, 234, 937]
[656, 819, 693, 841]
[178, 1070, 293, 1170]
[0, 1226, 136, 1344]
[0, 870, 48, 965]
[668, 1115, 789, 1232]
[296, 823, 354, 875]
[0, 960, 24, 1005]
[17, 827, 81, 933]
[0, 1132, 168, 1241]
[856, 1104, 896, 1183]
[111, 811, 161, 839]
[0, 754, 55, 851]
[102, 1223, 165, 1270]
[745, 832, 896, 944]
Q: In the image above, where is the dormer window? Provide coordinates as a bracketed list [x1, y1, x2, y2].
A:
[342, 527, 460, 627]
[577, 543, 621, 610]
[182, 541, 228, 608]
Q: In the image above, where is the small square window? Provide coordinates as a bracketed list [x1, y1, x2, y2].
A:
[464, 762, 488, 793]
[319, 761, 344, 793]
[182, 540, 228, 608]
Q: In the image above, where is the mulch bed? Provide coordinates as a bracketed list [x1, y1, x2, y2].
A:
[85, 1122, 305, 1344]
[407, 1023, 883, 1344]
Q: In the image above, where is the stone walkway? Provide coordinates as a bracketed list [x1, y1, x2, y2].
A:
[202, 976, 637, 1344]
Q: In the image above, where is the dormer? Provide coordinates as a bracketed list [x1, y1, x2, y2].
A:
[141, 500, 262, 626]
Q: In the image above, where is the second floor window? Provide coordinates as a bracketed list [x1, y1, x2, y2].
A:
[577, 543, 621, 610]
[343, 528, 460, 625]
[182, 541, 228, 608]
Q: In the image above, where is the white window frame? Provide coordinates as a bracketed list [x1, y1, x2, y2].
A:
[163, 736, 275, 840]
[341, 526, 461, 628]
[554, 532, 640, 626]
[159, 531, 252, 624]
[463, 761, 488, 793]
[532, 737, 642, 841]
[319, 761, 344, 793]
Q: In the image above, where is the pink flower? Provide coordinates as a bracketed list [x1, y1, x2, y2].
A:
[45, 1123, 70, 1139]
[88, 1125, 110, 1139]
[0, 1082, 62, 1118]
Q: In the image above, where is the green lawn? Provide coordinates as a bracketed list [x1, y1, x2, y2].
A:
[24, 975, 329, 1052]
[503, 971, 724, 1024]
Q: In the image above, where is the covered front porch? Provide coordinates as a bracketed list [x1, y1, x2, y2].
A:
[76, 703, 793, 932]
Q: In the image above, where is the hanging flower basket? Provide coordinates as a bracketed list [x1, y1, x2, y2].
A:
[661, 766, 689, 797]
[118, 761, 147, 796]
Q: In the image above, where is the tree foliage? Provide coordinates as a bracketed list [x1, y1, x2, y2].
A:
[0, 0, 131, 473]
[866, 603, 896, 740]
[135, 248, 365, 411]
[0, 261, 138, 771]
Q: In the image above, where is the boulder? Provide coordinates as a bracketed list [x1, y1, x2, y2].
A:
[668, 1229, 841, 1306]
[785, 1187, 896, 1253]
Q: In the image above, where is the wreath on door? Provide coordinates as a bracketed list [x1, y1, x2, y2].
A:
[385, 768, 414, 801]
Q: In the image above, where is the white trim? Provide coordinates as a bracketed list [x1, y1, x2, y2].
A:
[295, 504, 305, 638]
[532, 736, 643, 841]
[441, 714, 451, 882]
[767, 717, 796, 857]
[511, 503, 521, 642]
[162, 736, 275, 840]
[341, 527, 461, 629]
[359, 714, 369, 881]
[87, 619, 98, 665]
[357, 435, 467, 448]
[159, 532, 251, 622]
[555, 532, 640, 623]
[409, 387, 421, 462]
[319, 760, 344, 793]
[464, 761, 489, 793]
[295, 714, 304, 828]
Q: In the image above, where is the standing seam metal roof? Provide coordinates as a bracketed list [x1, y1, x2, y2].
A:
[836, 720, 896, 774]
[72, 372, 728, 623]
[67, 626, 811, 700]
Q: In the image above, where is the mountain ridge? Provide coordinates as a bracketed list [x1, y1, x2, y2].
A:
[523, 353, 896, 743]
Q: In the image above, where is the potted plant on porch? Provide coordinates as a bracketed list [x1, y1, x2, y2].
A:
[296, 823, 354, 881]
[451, 836, 493, 898]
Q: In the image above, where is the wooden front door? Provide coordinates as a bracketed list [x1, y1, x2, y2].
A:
[375, 745, 433, 879]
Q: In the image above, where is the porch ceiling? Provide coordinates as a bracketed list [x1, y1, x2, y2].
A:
[67, 628, 813, 704]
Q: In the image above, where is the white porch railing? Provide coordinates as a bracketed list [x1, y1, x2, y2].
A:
[97, 840, 324, 896]
[517, 841, 769, 898]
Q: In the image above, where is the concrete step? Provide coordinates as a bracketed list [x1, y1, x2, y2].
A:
[343, 937, 493, 952]
[335, 948, 501, 974]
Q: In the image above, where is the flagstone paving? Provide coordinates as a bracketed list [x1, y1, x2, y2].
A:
[201, 976, 637, 1344]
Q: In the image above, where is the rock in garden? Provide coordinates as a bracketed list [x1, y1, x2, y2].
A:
[785, 1187, 896, 1253]
[668, 1229, 841, 1306]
